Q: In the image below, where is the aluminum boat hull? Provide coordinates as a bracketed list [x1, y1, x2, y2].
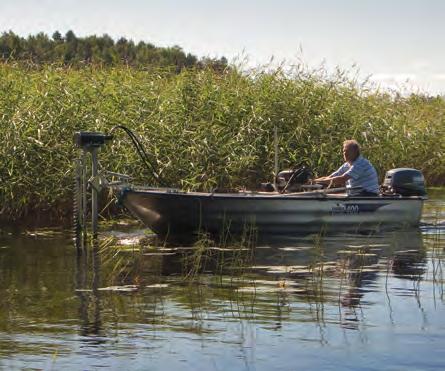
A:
[120, 188, 425, 238]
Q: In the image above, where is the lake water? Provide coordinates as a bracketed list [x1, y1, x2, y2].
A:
[0, 190, 444, 370]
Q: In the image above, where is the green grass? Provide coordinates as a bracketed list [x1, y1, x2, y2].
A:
[0, 62, 444, 223]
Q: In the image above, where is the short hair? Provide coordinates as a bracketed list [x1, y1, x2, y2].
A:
[343, 139, 360, 154]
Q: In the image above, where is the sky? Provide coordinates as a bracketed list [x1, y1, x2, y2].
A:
[1, 0, 444, 94]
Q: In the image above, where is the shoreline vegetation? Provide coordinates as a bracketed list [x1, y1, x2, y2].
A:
[0, 32, 444, 225]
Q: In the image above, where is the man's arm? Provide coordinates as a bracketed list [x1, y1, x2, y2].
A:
[314, 162, 351, 186]
[314, 174, 351, 186]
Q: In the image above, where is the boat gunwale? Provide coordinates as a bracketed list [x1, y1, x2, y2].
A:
[122, 187, 427, 201]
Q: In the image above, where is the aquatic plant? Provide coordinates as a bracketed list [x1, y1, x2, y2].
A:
[0, 62, 444, 223]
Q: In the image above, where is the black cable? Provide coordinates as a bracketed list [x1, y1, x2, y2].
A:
[110, 125, 168, 187]
[115, 125, 166, 185]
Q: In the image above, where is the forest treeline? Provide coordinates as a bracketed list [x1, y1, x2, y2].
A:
[0, 30, 228, 71]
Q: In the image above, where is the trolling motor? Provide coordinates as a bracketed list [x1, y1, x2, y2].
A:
[73, 127, 165, 251]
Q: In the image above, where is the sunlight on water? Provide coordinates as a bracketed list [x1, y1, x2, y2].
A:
[0, 191, 444, 370]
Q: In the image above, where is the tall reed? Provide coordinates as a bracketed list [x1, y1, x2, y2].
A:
[0, 62, 444, 222]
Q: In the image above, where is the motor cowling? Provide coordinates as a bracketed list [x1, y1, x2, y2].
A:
[382, 168, 426, 196]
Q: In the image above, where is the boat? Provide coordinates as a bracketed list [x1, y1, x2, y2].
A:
[72, 131, 427, 240]
[117, 168, 427, 239]
[119, 187, 425, 238]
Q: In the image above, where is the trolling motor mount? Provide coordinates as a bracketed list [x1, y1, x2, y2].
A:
[73, 131, 113, 251]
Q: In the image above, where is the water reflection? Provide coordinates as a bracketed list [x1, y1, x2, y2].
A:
[75, 242, 103, 342]
[0, 193, 444, 370]
[86, 228, 431, 333]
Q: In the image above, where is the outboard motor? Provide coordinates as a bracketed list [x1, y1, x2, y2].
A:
[382, 168, 426, 196]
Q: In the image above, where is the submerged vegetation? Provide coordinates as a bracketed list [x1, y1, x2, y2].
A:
[93, 226, 436, 310]
[0, 60, 444, 223]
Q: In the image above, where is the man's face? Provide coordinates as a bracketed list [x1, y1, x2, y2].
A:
[343, 144, 356, 162]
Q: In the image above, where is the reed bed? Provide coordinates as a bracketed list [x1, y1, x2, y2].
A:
[0, 62, 444, 223]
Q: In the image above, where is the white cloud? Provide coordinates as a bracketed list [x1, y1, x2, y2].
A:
[370, 73, 417, 82]
[367, 72, 445, 95]
[433, 74, 445, 80]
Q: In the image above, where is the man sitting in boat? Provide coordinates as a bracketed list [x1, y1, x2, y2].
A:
[314, 139, 379, 196]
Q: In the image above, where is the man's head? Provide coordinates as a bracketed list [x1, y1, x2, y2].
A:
[343, 140, 360, 163]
